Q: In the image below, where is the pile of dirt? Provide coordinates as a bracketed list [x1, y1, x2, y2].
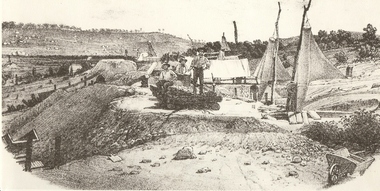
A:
[2, 89, 74, 134]
[88, 59, 137, 81]
[6, 84, 128, 167]
[82, 110, 286, 158]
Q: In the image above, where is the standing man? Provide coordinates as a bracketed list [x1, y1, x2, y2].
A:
[156, 63, 177, 94]
[176, 57, 188, 75]
[190, 48, 210, 94]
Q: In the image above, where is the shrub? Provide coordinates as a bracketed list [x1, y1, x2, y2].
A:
[301, 110, 380, 152]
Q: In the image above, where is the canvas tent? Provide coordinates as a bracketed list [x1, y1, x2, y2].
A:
[291, 21, 345, 112]
[252, 37, 291, 102]
[253, 37, 291, 83]
[177, 57, 250, 80]
[204, 59, 250, 79]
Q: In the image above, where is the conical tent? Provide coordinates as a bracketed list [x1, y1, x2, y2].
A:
[253, 37, 291, 83]
[221, 34, 231, 51]
[293, 22, 345, 112]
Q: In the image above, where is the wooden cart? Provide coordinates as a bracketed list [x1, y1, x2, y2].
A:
[326, 147, 375, 185]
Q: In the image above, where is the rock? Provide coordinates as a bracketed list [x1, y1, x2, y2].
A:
[212, 158, 217, 162]
[129, 170, 140, 175]
[275, 149, 282, 153]
[287, 171, 299, 178]
[173, 147, 197, 160]
[151, 162, 160, 167]
[127, 165, 142, 170]
[196, 167, 211, 173]
[161, 147, 168, 150]
[262, 160, 270, 165]
[159, 155, 166, 160]
[244, 162, 251, 165]
[262, 147, 275, 153]
[109, 167, 123, 172]
[300, 161, 307, 166]
[291, 156, 302, 163]
[199, 157, 204, 160]
[140, 159, 152, 163]
[198, 150, 208, 155]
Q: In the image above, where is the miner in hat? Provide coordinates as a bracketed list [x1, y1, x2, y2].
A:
[156, 62, 177, 94]
[175, 56, 188, 75]
[190, 48, 210, 94]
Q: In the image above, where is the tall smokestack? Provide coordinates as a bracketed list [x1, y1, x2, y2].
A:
[233, 21, 238, 44]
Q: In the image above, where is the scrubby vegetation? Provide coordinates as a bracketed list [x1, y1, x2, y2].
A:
[301, 110, 380, 152]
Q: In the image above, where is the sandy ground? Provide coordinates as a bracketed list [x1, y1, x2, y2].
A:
[32, 132, 380, 190]
[35, 132, 332, 190]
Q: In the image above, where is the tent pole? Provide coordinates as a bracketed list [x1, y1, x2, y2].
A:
[287, 0, 312, 111]
[271, 2, 281, 105]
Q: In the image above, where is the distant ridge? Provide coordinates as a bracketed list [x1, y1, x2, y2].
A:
[2, 28, 200, 56]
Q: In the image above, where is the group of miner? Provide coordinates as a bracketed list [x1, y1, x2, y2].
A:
[156, 48, 210, 95]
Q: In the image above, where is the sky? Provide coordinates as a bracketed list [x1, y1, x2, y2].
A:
[2, 0, 380, 42]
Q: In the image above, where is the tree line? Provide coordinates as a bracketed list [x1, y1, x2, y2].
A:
[186, 23, 379, 63]
[2, 21, 147, 34]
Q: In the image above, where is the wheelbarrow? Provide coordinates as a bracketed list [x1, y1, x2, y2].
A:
[326, 147, 375, 185]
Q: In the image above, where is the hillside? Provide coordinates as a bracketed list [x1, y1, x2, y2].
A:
[2, 28, 193, 56]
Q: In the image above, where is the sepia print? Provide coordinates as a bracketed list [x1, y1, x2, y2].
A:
[1, 0, 380, 190]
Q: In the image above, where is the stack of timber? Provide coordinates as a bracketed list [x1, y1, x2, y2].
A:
[150, 85, 223, 110]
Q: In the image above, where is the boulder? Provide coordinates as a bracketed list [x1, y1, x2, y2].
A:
[287, 171, 299, 177]
[151, 162, 160, 167]
[140, 159, 152, 163]
[291, 156, 302, 163]
[196, 167, 211, 173]
[173, 147, 197, 160]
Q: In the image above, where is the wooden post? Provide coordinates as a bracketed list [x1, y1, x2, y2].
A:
[68, 82, 71, 86]
[272, 2, 282, 105]
[244, 77, 247, 84]
[287, 0, 312, 111]
[84, 76, 87, 86]
[54, 84, 57, 91]
[265, 93, 269, 105]
[15, 74, 18, 85]
[54, 136, 61, 169]
[233, 21, 238, 44]
[234, 88, 237, 97]
[24, 132, 33, 172]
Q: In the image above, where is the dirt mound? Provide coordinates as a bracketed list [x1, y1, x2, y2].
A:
[6, 84, 126, 166]
[88, 59, 137, 81]
[304, 94, 380, 112]
[2, 89, 74, 134]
